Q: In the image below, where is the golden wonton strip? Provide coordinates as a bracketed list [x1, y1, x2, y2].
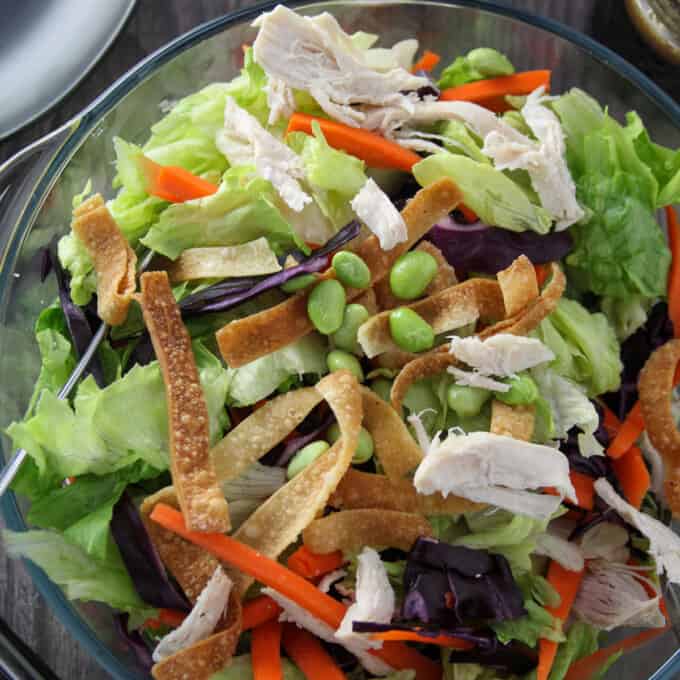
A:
[139, 271, 230, 533]
[151, 590, 242, 680]
[354, 287, 379, 315]
[210, 387, 323, 483]
[490, 401, 536, 441]
[639, 339, 680, 515]
[330, 468, 483, 515]
[479, 263, 565, 339]
[303, 509, 433, 554]
[217, 178, 463, 367]
[72, 194, 137, 326]
[231, 370, 361, 590]
[358, 279, 504, 358]
[361, 386, 423, 480]
[496, 255, 539, 317]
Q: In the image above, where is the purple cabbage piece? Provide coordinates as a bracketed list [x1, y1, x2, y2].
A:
[273, 412, 335, 467]
[180, 220, 361, 315]
[114, 614, 154, 671]
[427, 215, 573, 275]
[402, 537, 526, 626]
[111, 492, 190, 611]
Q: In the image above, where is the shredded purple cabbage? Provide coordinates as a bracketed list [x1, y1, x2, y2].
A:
[273, 412, 335, 467]
[180, 220, 360, 315]
[110, 492, 190, 611]
[427, 215, 573, 275]
[114, 614, 153, 671]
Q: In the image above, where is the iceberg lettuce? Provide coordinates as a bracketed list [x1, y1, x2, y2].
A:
[438, 48, 514, 90]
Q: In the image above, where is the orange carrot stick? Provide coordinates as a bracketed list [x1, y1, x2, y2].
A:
[607, 401, 645, 459]
[612, 445, 650, 509]
[143, 608, 187, 630]
[667, 206, 680, 338]
[439, 70, 551, 113]
[149, 504, 439, 680]
[252, 619, 283, 680]
[286, 113, 421, 172]
[370, 630, 473, 649]
[282, 624, 345, 680]
[141, 157, 218, 203]
[243, 595, 282, 631]
[412, 50, 441, 73]
[457, 203, 479, 224]
[569, 471, 595, 511]
[287, 546, 345, 579]
[537, 562, 585, 680]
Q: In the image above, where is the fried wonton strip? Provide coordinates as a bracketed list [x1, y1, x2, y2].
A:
[303, 509, 432, 554]
[330, 468, 484, 515]
[361, 386, 423, 480]
[479, 263, 565, 339]
[490, 401, 536, 441]
[210, 387, 323, 483]
[232, 371, 361, 588]
[354, 287, 379, 315]
[496, 254, 539, 317]
[167, 238, 281, 283]
[639, 339, 680, 514]
[217, 179, 463, 367]
[151, 590, 242, 680]
[139, 272, 230, 533]
[72, 194, 137, 325]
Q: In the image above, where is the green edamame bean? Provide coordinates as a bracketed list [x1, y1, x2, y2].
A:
[389, 251, 438, 300]
[447, 384, 491, 418]
[370, 377, 393, 402]
[467, 48, 514, 77]
[287, 440, 330, 479]
[327, 423, 374, 464]
[389, 308, 435, 353]
[496, 373, 539, 406]
[332, 304, 370, 354]
[332, 251, 371, 289]
[307, 279, 346, 334]
[327, 349, 364, 382]
[281, 273, 318, 294]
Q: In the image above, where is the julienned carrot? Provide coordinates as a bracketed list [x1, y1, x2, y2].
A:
[243, 595, 282, 631]
[370, 630, 473, 650]
[439, 70, 551, 113]
[607, 401, 645, 459]
[252, 618, 283, 680]
[612, 446, 650, 509]
[457, 203, 478, 224]
[537, 562, 585, 680]
[286, 113, 421, 172]
[569, 471, 595, 511]
[282, 624, 345, 680]
[149, 504, 440, 680]
[143, 608, 187, 630]
[534, 264, 549, 289]
[287, 546, 345, 579]
[412, 50, 441, 73]
[666, 206, 680, 338]
[600, 403, 621, 439]
[142, 157, 218, 203]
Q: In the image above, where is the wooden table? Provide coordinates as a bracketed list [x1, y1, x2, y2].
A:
[0, 1, 677, 678]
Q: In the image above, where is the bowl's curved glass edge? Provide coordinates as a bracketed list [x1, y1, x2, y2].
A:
[2, 2, 680, 679]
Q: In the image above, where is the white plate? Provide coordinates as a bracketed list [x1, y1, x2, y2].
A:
[0, 0, 137, 140]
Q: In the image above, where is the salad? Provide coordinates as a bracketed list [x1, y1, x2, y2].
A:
[4, 5, 680, 680]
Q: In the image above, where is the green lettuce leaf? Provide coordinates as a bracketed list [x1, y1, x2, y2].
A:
[438, 48, 514, 90]
[492, 600, 564, 647]
[228, 333, 328, 406]
[56, 232, 96, 306]
[600, 294, 653, 341]
[413, 153, 552, 234]
[534, 298, 622, 397]
[223, 48, 271, 127]
[140, 166, 306, 259]
[549, 622, 599, 680]
[210, 654, 304, 680]
[3, 529, 154, 618]
[439, 120, 490, 165]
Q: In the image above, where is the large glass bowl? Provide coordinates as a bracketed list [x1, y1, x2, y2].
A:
[1, 2, 679, 678]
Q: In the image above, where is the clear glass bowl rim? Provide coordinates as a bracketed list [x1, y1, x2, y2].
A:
[1, 1, 679, 678]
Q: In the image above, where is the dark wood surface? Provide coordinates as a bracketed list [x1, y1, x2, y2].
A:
[0, 1, 677, 678]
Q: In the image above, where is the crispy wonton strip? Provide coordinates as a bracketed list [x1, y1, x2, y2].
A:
[639, 339, 680, 515]
[217, 179, 463, 367]
[167, 238, 281, 283]
[72, 194, 137, 325]
[479, 263, 565, 339]
[231, 370, 361, 589]
[330, 468, 484, 515]
[210, 387, 323, 483]
[361, 386, 423, 480]
[139, 272, 230, 533]
[303, 509, 432, 554]
[151, 590, 242, 680]
[354, 287, 379, 315]
[490, 401, 536, 441]
[496, 254, 539, 317]
[358, 279, 504, 358]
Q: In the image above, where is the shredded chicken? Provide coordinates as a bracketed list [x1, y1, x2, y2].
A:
[351, 178, 408, 251]
[534, 533, 584, 572]
[448, 366, 511, 393]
